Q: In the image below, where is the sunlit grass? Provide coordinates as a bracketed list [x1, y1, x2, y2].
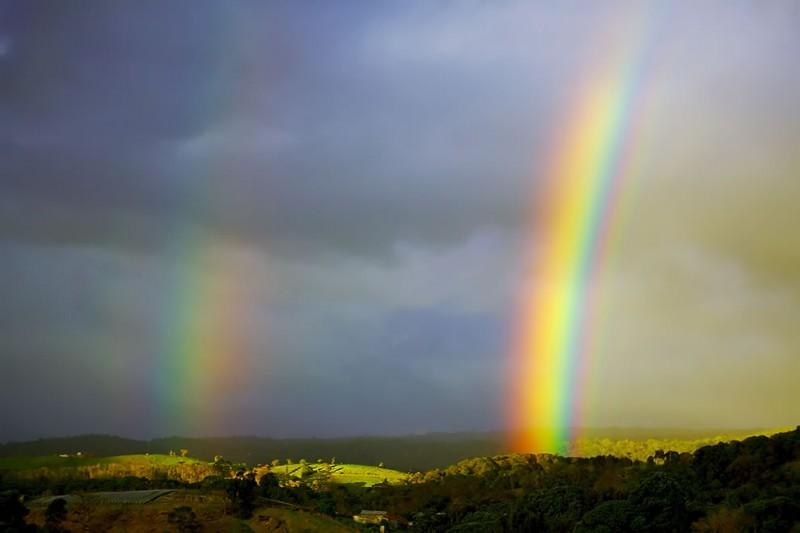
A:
[0, 453, 205, 470]
[270, 462, 407, 486]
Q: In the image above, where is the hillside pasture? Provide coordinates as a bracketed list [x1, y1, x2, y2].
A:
[271, 462, 407, 486]
[0, 453, 204, 470]
[0, 454, 215, 484]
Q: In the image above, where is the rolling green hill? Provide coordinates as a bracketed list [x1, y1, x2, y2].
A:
[0, 453, 407, 487]
[0, 453, 204, 471]
[0, 454, 216, 484]
[271, 462, 407, 486]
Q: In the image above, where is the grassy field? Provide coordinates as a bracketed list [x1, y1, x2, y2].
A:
[0, 453, 205, 470]
[0, 453, 217, 484]
[271, 462, 407, 486]
[0, 453, 407, 487]
[329, 463, 407, 485]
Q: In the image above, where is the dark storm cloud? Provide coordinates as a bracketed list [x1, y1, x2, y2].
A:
[0, 0, 236, 250]
[0, 0, 572, 258]
[0, 1, 231, 141]
[1, 1, 800, 440]
[2, 1, 800, 257]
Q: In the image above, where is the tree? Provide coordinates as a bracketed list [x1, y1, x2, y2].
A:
[0, 491, 35, 532]
[692, 507, 753, 533]
[508, 485, 588, 532]
[213, 456, 233, 477]
[167, 506, 201, 533]
[315, 493, 336, 516]
[628, 471, 691, 532]
[225, 474, 257, 518]
[575, 500, 633, 533]
[259, 473, 279, 491]
[44, 497, 69, 532]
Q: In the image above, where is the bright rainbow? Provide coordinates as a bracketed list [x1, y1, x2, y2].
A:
[509, 10, 655, 454]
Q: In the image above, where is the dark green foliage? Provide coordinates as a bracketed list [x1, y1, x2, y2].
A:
[167, 506, 201, 533]
[744, 496, 800, 532]
[258, 472, 279, 490]
[212, 456, 235, 477]
[43, 498, 67, 531]
[257, 471, 294, 504]
[224, 474, 257, 519]
[0, 490, 36, 532]
[411, 510, 450, 532]
[313, 493, 336, 516]
[447, 504, 506, 532]
[627, 471, 691, 531]
[396, 427, 800, 533]
[574, 500, 633, 533]
[508, 485, 589, 532]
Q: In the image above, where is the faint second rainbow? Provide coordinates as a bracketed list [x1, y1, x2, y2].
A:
[509, 9, 656, 454]
[153, 7, 263, 435]
[157, 227, 253, 436]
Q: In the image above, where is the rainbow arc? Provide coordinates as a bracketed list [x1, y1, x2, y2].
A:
[509, 8, 656, 454]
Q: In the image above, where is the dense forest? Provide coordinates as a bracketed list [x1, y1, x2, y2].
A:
[1, 427, 798, 531]
[390, 427, 800, 531]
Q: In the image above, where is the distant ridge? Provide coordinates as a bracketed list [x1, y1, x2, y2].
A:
[0, 435, 148, 458]
[0, 433, 505, 471]
[0, 427, 788, 472]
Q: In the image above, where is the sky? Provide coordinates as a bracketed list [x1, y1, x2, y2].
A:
[1, 0, 799, 441]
